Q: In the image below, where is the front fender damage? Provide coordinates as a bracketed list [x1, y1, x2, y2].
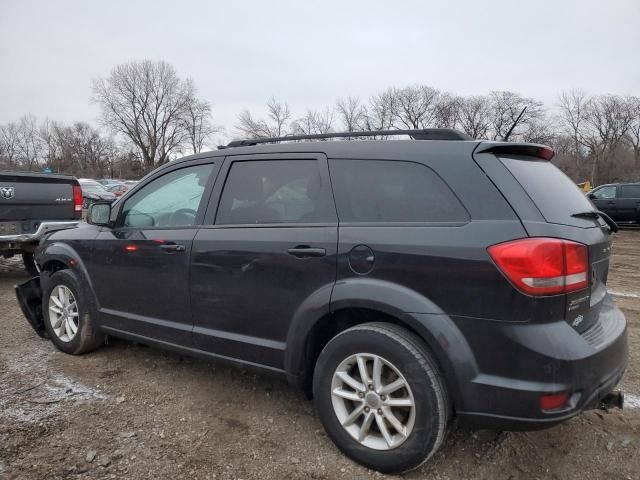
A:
[15, 276, 48, 338]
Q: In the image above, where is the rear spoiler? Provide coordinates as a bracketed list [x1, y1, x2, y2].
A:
[476, 142, 555, 161]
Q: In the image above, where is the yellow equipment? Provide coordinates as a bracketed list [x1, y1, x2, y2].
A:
[577, 181, 592, 193]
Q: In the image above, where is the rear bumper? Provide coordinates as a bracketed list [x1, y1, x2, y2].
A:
[0, 221, 80, 245]
[451, 293, 628, 430]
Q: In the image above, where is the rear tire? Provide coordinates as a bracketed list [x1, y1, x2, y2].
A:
[42, 269, 103, 355]
[313, 322, 450, 473]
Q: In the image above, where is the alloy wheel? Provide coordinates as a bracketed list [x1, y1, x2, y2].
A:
[330, 353, 416, 450]
[48, 285, 79, 342]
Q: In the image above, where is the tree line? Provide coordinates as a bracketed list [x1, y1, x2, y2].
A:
[1, 59, 639, 186]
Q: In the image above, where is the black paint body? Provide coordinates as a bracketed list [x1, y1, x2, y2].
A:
[27, 140, 628, 429]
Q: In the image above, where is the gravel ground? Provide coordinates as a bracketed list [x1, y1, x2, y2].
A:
[1, 231, 639, 480]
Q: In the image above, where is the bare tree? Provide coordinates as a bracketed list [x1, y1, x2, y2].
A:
[390, 86, 439, 129]
[266, 98, 292, 137]
[0, 121, 20, 168]
[336, 97, 366, 132]
[291, 108, 335, 137]
[488, 91, 544, 140]
[91, 60, 195, 171]
[558, 90, 589, 162]
[363, 90, 396, 132]
[626, 96, 640, 168]
[235, 98, 292, 139]
[433, 93, 460, 129]
[13, 114, 44, 170]
[181, 79, 219, 154]
[458, 96, 491, 139]
[582, 95, 634, 184]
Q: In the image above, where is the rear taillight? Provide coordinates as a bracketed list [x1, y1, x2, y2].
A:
[73, 184, 83, 213]
[536, 146, 555, 160]
[488, 238, 588, 296]
[539, 391, 569, 411]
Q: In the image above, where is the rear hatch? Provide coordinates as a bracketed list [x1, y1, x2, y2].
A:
[0, 171, 80, 235]
[474, 144, 613, 335]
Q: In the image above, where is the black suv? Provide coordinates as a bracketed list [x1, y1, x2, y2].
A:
[588, 182, 640, 223]
[16, 129, 628, 473]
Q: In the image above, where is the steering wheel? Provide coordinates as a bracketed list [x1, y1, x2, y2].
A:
[169, 208, 197, 226]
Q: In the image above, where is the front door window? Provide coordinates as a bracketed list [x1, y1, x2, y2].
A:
[122, 164, 213, 228]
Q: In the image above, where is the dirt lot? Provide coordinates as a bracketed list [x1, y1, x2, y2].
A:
[1, 232, 639, 480]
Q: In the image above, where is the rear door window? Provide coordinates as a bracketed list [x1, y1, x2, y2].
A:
[499, 156, 596, 227]
[329, 159, 469, 223]
[215, 160, 335, 224]
[620, 185, 640, 198]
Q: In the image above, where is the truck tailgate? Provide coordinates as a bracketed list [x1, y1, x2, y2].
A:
[0, 171, 79, 228]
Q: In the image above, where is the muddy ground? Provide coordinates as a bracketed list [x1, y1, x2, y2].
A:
[1, 231, 639, 480]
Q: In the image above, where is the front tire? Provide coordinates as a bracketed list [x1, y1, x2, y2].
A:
[42, 269, 103, 355]
[313, 322, 450, 473]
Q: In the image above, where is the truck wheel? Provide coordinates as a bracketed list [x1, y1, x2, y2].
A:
[313, 322, 450, 474]
[42, 269, 103, 355]
[21, 253, 38, 276]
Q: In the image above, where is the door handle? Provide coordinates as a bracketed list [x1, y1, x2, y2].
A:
[607, 201, 616, 204]
[287, 246, 326, 258]
[159, 243, 186, 252]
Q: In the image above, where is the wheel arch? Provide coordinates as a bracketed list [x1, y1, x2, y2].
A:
[284, 279, 478, 409]
[38, 242, 100, 311]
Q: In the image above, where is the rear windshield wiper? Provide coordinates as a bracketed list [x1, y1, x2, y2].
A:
[571, 210, 618, 233]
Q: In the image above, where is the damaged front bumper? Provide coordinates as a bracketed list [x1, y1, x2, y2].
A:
[15, 276, 47, 338]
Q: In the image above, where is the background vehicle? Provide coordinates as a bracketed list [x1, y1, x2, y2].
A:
[97, 179, 124, 189]
[79, 178, 117, 207]
[106, 183, 129, 197]
[1, 170, 81, 274]
[16, 130, 627, 473]
[588, 182, 640, 223]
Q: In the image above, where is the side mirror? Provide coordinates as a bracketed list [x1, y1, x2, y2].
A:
[587, 193, 596, 200]
[87, 202, 112, 226]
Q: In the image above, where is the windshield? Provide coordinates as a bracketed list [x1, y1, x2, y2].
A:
[500, 156, 599, 227]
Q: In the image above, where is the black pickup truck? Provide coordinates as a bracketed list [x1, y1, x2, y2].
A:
[0, 171, 82, 274]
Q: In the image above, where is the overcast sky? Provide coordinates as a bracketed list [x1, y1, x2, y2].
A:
[1, 0, 639, 141]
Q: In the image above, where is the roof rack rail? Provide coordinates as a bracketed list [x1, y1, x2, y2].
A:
[223, 128, 472, 148]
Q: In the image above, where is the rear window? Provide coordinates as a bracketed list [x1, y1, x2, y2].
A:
[620, 184, 640, 198]
[499, 156, 595, 226]
[329, 159, 469, 223]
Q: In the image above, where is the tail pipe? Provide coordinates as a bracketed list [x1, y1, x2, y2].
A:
[598, 391, 624, 410]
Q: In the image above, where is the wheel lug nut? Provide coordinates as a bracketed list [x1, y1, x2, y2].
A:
[358, 392, 364, 398]
[380, 395, 386, 401]
[377, 409, 382, 415]
[364, 406, 370, 412]
[368, 384, 374, 390]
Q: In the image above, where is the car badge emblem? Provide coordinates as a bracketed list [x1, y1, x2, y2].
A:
[572, 315, 584, 328]
[0, 186, 15, 199]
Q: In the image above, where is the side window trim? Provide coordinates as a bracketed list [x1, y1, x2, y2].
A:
[115, 159, 219, 229]
[202, 153, 337, 227]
